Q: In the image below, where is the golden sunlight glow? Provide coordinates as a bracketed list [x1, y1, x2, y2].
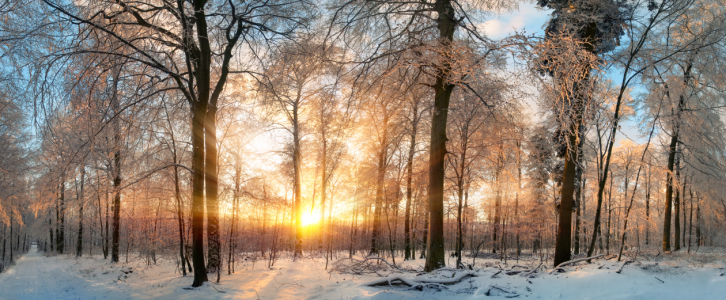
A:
[301, 210, 321, 227]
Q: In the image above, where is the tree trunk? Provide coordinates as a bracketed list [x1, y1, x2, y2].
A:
[370, 113, 388, 255]
[695, 203, 701, 246]
[404, 106, 417, 260]
[681, 177, 687, 248]
[104, 188, 109, 259]
[319, 128, 328, 251]
[292, 104, 303, 259]
[58, 178, 65, 254]
[9, 206, 13, 261]
[48, 217, 53, 252]
[174, 162, 187, 276]
[205, 103, 220, 274]
[424, 0, 456, 272]
[493, 142, 503, 254]
[420, 212, 428, 259]
[455, 128, 469, 268]
[190, 101, 209, 286]
[554, 122, 580, 266]
[674, 157, 681, 251]
[515, 140, 522, 258]
[687, 189, 693, 253]
[228, 164, 241, 274]
[110, 65, 122, 263]
[76, 166, 86, 257]
[645, 163, 650, 246]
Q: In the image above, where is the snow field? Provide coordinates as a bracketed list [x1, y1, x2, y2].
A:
[1, 247, 726, 299]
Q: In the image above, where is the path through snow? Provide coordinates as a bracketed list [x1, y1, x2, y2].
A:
[0, 245, 130, 300]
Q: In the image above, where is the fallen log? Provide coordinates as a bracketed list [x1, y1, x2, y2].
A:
[615, 260, 633, 274]
[363, 276, 419, 287]
[362, 271, 477, 287]
[549, 254, 606, 274]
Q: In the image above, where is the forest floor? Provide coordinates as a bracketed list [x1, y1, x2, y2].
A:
[1, 246, 726, 299]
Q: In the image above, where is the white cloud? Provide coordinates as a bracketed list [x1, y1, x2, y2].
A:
[478, 3, 550, 39]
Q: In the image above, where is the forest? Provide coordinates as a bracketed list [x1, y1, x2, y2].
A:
[0, 0, 725, 299]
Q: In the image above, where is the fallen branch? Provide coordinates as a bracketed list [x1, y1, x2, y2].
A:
[505, 269, 526, 275]
[331, 257, 402, 276]
[615, 260, 633, 274]
[363, 257, 398, 269]
[521, 262, 543, 278]
[362, 271, 477, 287]
[363, 276, 419, 287]
[550, 254, 606, 274]
[417, 271, 477, 284]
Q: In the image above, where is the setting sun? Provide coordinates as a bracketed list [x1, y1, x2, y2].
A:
[301, 211, 321, 227]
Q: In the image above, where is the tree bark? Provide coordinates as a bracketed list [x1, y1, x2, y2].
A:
[58, 177, 65, 254]
[425, 0, 456, 272]
[674, 157, 681, 251]
[190, 101, 209, 286]
[205, 102, 220, 274]
[110, 64, 122, 263]
[370, 113, 388, 255]
[404, 102, 418, 260]
[172, 146, 187, 276]
[687, 189, 693, 253]
[76, 166, 86, 257]
[292, 103, 303, 259]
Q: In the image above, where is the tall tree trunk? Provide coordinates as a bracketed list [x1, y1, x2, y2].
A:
[420, 212, 428, 259]
[681, 177, 687, 248]
[110, 65, 122, 263]
[515, 140, 522, 258]
[493, 142, 503, 254]
[455, 127, 469, 267]
[456, 161, 465, 268]
[76, 166, 86, 257]
[205, 103, 220, 274]
[292, 105, 303, 259]
[228, 164, 241, 274]
[554, 120, 581, 266]
[425, 0, 456, 272]
[645, 162, 651, 246]
[370, 114, 388, 255]
[404, 107, 417, 260]
[9, 204, 13, 261]
[695, 203, 701, 246]
[687, 189, 693, 253]
[673, 151, 681, 251]
[48, 217, 53, 252]
[190, 101, 209, 286]
[96, 172, 105, 259]
[174, 163, 187, 276]
[104, 188, 109, 259]
[319, 136, 327, 251]
[58, 178, 65, 254]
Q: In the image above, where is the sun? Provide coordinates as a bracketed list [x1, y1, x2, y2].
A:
[301, 210, 321, 227]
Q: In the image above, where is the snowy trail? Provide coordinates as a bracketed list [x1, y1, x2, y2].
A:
[0, 245, 128, 300]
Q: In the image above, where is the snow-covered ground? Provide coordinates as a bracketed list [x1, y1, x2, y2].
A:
[1, 246, 725, 299]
